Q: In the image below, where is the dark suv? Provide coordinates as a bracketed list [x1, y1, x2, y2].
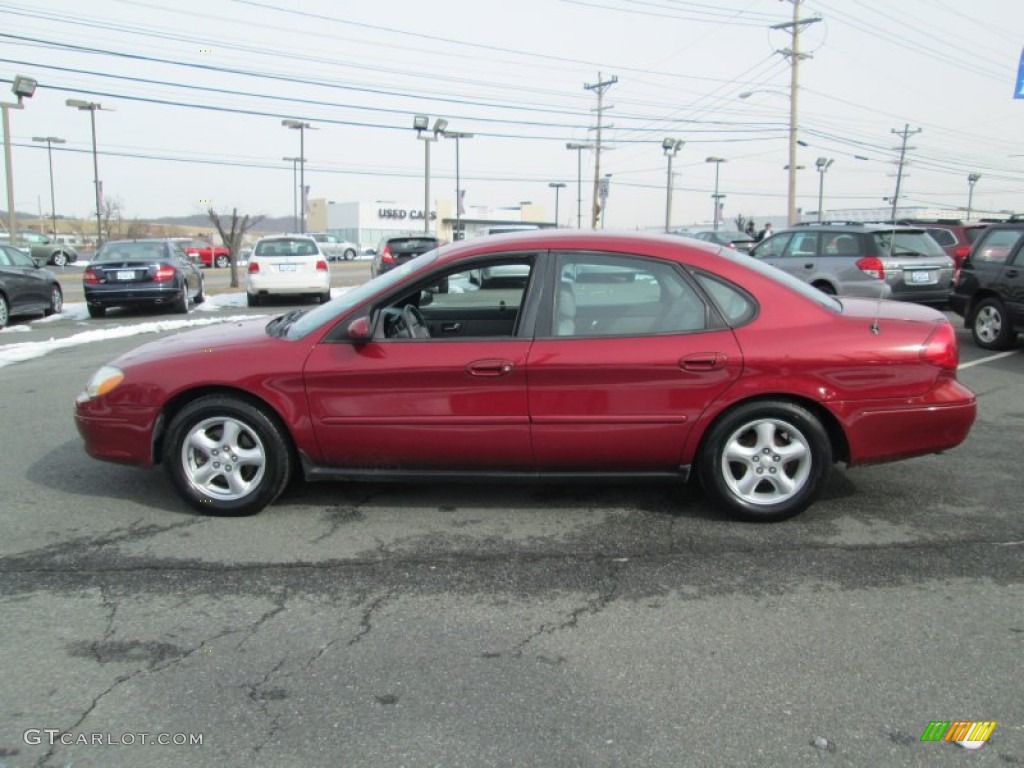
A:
[891, 219, 989, 270]
[371, 235, 441, 277]
[748, 222, 954, 304]
[949, 222, 1024, 349]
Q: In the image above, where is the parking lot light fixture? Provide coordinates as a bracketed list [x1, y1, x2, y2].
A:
[661, 139, 683, 232]
[567, 142, 592, 228]
[282, 120, 316, 233]
[705, 156, 727, 230]
[32, 136, 65, 236]
[66, 99, 109, 247]
[548, 182, 567, 227]
[815, 157, 834, 222]
[3, 74, 39, 247]
[442, 130, 473, 240]
[414, 116, 448, 234]
[967, 173, 981, 220]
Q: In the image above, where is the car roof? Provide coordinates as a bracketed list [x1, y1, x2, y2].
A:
[782, 222, 925, 234]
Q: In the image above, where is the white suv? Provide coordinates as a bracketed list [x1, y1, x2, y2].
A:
[305, 232, 359, 261]
[246, 236, 331, 306]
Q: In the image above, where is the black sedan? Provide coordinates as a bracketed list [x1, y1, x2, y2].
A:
[0, 244, 63, 329]
[83, 239, 205, 318]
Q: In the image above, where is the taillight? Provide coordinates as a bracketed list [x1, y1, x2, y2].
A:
[921, 322, 958, 370]
[954, 246, 970, 261]
[154, 265, 176, 282]
[247, 261, 260, 274]
[856, 256, 884, 279]
[83, 267, 100, 285]
[381, 245, 394, 264]
[316, 260, 328, 271]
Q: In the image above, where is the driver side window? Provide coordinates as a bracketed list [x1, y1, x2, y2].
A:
[376, 257, 536, 340]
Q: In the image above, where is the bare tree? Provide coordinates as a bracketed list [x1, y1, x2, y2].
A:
[207, 208, 264, 288]
[101, 198, 123, 241]
[125, 218, 148, 239]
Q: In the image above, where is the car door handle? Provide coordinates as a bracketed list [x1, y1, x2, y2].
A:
[679, 353, 727, 371]
[1006, 268, 1019, 278]
[441, 322, 462, 333]
[467, 359, 514, 377]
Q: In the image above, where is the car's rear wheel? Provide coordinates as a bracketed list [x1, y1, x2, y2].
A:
[319, 289, 332, 304]
[344, 248, 356, 261]
[164, 396, 292, 515]
[194, 276, 205, 305]
[0, 294, 9, 329]
[87, 304, 106, 318]
[174, 283, 190, 314]
[44, 285, 63, 316]
[215, 254, 230, 268]
[971, 297, 1015, 350]
[698, 400, 831, 522]
[247, 293, 260, 307]
[51, 251, 68, 267]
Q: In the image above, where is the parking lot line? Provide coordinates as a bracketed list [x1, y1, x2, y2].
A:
[959, 350, 1020, 369]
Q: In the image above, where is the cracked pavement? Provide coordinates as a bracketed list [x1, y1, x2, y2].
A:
[1, 321, 1022, 766]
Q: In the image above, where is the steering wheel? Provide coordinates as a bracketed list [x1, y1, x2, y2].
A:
[402, 305, 430, 339]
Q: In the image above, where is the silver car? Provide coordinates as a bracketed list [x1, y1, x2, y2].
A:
[749, 223, 954, 304]
[306, 232, 359, 261]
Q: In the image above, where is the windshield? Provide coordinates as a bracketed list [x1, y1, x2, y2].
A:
[716, 247, 842, 311]
[283, 249, 441, 339]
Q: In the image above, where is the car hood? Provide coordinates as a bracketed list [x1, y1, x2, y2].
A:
[114, 317, 273, 367]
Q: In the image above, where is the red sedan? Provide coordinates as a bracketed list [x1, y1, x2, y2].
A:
[179, 239, 231, 268]
[74, 230, 976, 522]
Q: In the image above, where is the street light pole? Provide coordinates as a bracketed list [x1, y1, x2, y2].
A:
[282, 156, 301, 232]
[662, 138, 683, 232]
[2, 76, 37, 246]
[566, 142, 591, 229]
[705, 156, 726, 230]
[815, 157, 833, 222]
[443, 130, 473, 240]
[66, 98, 107, 247]
[548, 182, 566, 227]
[967, 173, 981, 219]
[32, 136, 65, 236]
[282, 120, 316, 233]
[414, 115, 447, 235]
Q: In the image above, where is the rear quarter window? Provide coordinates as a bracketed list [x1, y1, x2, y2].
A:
[971, 229, 1024, 265]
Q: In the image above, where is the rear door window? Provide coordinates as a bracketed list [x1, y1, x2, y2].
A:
[971, 229, 1024, 265]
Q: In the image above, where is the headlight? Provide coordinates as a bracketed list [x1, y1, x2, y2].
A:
[84, 365, 125, 399]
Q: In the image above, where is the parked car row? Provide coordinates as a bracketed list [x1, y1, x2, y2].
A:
[0, 244, 63, 329]
[0, 230, 78, 267]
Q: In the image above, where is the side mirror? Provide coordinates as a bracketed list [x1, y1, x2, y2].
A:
[346, 316, 372, 342]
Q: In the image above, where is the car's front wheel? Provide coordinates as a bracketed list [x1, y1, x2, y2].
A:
[163, 396, 292, 515]
[215, 254, 230, 268]
[698, 400, 831, 522]
[971, 297, 1016, 350]
[0, 294, 9, 329]
[343, 248, 356, 261]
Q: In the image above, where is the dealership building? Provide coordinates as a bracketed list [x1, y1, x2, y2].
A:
[306, 198, 552, 250]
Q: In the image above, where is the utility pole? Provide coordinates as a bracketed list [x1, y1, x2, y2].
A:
[772, 1, 819, 226]
[584, 73, 617, 229]
[889, 124, 921, 219]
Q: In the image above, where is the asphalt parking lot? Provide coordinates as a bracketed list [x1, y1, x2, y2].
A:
[0, 299, 1021, 767]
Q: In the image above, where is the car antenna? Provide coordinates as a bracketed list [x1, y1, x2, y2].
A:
[871, 222, 900, 335]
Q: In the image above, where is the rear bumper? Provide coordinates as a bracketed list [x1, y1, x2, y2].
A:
[247, 274, 330, 295]
[84, 285, 182, 307]
[828, 379, 976, 465]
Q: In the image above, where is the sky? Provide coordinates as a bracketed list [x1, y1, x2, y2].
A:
[1, 0, 1022, 233]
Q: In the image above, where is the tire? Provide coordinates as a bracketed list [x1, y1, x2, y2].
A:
[247, 292, 260, 307]
[174, 282, 190, 314]
[215, 254, 230, 269]
[194, 276, 206, 305]
[51, 251, 68, 267]
[343, 248, 356, 261]
[697, 400, 832, 522]
[812, 281, 837, 296]
[163, 395, 292, 515]
[971, 297, 1016, 350]
[87, 304, 106, 318]
[0, 294, 8, 330]
[319, 290, 332, 304]
[44, 284, 63, 316]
